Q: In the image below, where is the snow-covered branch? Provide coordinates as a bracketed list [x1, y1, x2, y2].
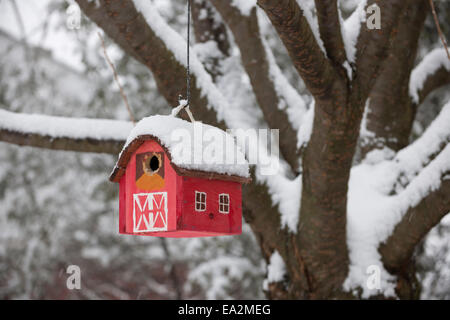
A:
[191, 0, 230, 81]
[0, 109, 131, 153]
[391, 100, 450, 193]
[210, 0, 306, 171]
[380, 178, 450, 272]
[379, 102, 450, 269]
[346, 101, 450, 297]
[256, 0, 338, 99]
[409, 48, 450, 105]
[76, 0, 230, 130]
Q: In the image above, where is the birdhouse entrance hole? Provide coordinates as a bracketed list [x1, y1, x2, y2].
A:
[144, 153, 161, 175]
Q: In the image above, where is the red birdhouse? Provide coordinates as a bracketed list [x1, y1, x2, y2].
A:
[109, 115, 250, 238]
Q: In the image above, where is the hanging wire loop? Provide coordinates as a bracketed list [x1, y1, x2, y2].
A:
[173, 0, 195, 123]
[186, 0, 191, 107]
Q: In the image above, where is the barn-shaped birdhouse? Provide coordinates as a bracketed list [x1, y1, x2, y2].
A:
[110, 115, 250, 238]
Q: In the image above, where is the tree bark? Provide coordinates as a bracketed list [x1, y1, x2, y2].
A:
[360, 1, 427, 157]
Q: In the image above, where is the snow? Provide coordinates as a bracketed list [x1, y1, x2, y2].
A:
[188, 255, 257, 299]
[263, 251, 286, 290]
[170, 99, 188, 117]
[343, 0, 367, 63]
[419, 214, 450, 299]
[296, 0, 326, 55]
[257, 170, 302, 232]
[230, 0, 256, 16]
[345, 100, 450, 298]
[409, 48, 450, 104]
[342, 61, 353, 80]
[229, 125, 302, 230]
[363, 147, 395, 165]
[0, 109, 133, 141]
[359, 98, 375, 146]
[262, 38, 308, 134]
[297, 100, 315, 149]
[194, 41, 224, 62]
[121, 114, 250, 178]
[391, 101, 450, 191]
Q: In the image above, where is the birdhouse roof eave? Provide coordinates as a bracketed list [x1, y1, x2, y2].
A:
[109, 134, 251, 184]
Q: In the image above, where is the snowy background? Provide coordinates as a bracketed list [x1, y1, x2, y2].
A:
[0, 0, 449, 299]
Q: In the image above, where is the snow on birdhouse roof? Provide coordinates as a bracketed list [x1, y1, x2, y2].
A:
[110, 115, 250, 183]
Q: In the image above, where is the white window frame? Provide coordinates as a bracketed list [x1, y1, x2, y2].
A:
[218, 193, 230, 214]
[195, 191, 207, 212]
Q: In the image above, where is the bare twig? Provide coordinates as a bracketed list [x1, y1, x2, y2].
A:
[98, 32, 136, 124]
[9, 0, 31, 64]
[429, 0, 450, 60]
[9, 0, 26, 41]
[159, 238, 183, 299]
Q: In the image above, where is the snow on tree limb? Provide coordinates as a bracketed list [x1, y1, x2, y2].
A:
[390, 100, 450, 192]
[191, 0, 230, 79]
[230, 0, 256, 16]
[210, 0, 305, 171]
[345, 101, 450, 298]
[342, 0, 367, 64]
[380, 179, 450, 272]
[132, 0, 230, 123]
[261, 38, 308, 135]
[263, 250, 286, 290]
[76, 0, 230, 131]
[409, 48, 450, 105]
[346, 146, 450, 298]
[257, 0, 337, 99]
[0, 109, 131, 153]
[295, 0, 326, 55]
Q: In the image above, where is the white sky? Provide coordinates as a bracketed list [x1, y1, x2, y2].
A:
[0, 0, 84, 71]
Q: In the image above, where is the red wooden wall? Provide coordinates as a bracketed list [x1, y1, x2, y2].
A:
[119, 140, 242, 237]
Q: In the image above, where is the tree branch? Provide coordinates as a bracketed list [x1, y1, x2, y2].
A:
[314, 0, 347, 66]
[0, 128, 124, 154]
[0, 109, 130, 154]
[417, 67, 450, 105]
[378, 102, 450, 270]
[209, 1, 302, 172]
[256, 0, 338, 99]
[75, 0, 223, 127]
[191, 0, 230, 79]
[410, 48, 450, 106]
[353, 0, 406, 103]
[192, 0, 229, 56]
[242, 174, 311, 297]
[380, 179, 450, 271]
[359, 1, 427, 157]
